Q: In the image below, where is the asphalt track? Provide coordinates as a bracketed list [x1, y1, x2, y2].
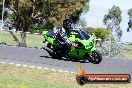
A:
[0, 45, 132, 75]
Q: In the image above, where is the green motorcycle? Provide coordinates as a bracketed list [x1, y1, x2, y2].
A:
[42, 29, 102, 64]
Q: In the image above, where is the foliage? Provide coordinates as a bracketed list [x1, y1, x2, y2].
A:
[87, 28, 110, 40]
[102, 5, 122, 56]
[3, 0, 90, 47]
[128, 8, 132, 18]
[0, 0, 2, 6]
[103, 5, 122, 41]
[5, 0, 90, 30]
[0, 0, 3, 19]
[127, 8, 132, 32]
[116, 26, 123, 40]
[46, 0, 90, 26]
[103, 5, 122, 25]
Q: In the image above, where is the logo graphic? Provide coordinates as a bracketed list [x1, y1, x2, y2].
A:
[76, 66, 131, 85]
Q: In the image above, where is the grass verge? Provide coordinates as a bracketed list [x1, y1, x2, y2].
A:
[0, 64, 132, 88]
[121, 44, 132, 59]
[1, 31, 43, 48]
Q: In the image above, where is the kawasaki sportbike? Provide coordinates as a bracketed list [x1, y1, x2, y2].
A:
[42, 28, 102, 64]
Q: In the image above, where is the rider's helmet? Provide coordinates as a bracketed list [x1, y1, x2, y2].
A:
[63, 19, 73, 30]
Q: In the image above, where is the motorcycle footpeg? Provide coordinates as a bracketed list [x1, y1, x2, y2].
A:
[61, 57, 67, 60]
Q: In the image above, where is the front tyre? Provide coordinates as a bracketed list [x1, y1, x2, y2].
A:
[90, 50, 102, 64]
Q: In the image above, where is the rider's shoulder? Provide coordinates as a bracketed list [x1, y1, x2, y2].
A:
[53, 26, 61, 30]
[54, 26, 63, 29]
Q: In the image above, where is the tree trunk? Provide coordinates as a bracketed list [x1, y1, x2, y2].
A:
[8, 27, 20, 45]
[19, 32, 27, 47]
[8, 28, 27, 47]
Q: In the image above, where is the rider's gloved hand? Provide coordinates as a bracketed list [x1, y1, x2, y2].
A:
[72, 43, 78, 47]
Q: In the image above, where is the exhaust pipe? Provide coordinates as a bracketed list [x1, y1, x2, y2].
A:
[42, 46, 68, 59]
[42, 46, 53, 54]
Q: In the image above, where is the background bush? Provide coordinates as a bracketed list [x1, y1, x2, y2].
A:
[86, 28, 110, 40]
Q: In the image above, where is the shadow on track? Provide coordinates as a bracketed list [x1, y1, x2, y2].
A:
[40, 55, 52, 58]
[40, 55, 89, 63]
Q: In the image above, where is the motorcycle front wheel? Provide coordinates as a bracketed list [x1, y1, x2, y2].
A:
[88, 50, 102, 64]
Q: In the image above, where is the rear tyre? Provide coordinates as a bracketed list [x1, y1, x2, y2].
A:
[88, 50, 102, 64]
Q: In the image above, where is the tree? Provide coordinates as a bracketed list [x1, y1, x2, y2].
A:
[103, 5, 122, 26]
[127, 8, 132, 32]
[0, 0, 2, 7]
[45, 0, 90, 25]
[103, 5, 122, 56]
[103, 5, 122, 41]
[0, 0, 3, 19]
[4, 0, 90, 47]
[87, 28, 110, 40]
[128, 8, 132, 18]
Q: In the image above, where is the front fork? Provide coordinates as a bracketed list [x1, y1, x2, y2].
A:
[83, 47, 96, 62]
[85, 46, 96, 56]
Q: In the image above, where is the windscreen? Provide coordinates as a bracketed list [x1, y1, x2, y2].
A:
[71, 30, 90, 40]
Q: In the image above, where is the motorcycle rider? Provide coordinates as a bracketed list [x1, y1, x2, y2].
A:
[53, 19, 77, 56]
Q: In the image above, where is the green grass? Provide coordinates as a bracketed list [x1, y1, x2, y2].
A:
[0, 64, 76, 88]
[0, 64, 132, 88]
[121, 44, 132, 59]
[0, 76, 75, 88]
[121, 50, 132, 59]
[1, 31, 43, 48]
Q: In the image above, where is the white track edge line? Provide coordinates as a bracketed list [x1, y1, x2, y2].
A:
[0, 61, 76, 74]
